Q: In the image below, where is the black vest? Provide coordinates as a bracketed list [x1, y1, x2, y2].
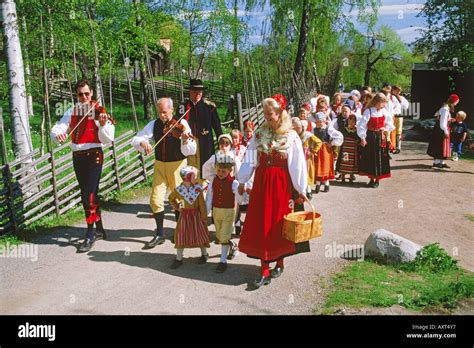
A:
[153, 118, 186, 162]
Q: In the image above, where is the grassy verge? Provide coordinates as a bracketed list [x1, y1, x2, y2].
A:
[322, 243, 474, 314]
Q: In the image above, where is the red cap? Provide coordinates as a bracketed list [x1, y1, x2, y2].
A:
[448, 94, 460, 104]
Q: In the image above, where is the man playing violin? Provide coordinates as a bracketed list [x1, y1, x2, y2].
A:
[132, 97, 196, 249]
[51, 79, 115, 252]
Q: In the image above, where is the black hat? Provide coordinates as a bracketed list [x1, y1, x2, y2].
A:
[189, 79, 205, 90]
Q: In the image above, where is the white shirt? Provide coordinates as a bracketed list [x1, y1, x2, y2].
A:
[202, 151, 242, 182]
[131, 119, 196, 157]
[357, 107, 395, 140]
[391, 95, 409, 115]
[238, 130, 308, 195]
[50, 106, 115, 152]
[437, 105, 451, 133]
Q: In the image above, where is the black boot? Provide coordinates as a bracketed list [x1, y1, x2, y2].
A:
[95, 218, 107, 240]
[144, 212, 166, 249]
[79, 224, 95, 253]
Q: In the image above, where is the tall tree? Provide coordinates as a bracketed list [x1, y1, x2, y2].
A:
[415, 0, 474, 74]
[1, 0, 33, 160]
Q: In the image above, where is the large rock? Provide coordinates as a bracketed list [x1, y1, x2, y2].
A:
[364, 229, 422, 264]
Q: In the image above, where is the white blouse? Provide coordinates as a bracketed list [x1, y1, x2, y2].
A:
[437, 105, 451, 133]
[238, 130, 308, 195]
[357, 107, 395, 140]
[131, 119, 196, 157]
[202, 151, 242, 181]
[51, 106, 115, 152]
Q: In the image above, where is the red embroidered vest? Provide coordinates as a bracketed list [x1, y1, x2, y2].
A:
[212, 176, 235, 209]
[70, 106, 101, 144]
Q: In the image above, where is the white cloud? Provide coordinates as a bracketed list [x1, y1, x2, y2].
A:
[345, 3, 424, 17]
[396, 26, 426, 43]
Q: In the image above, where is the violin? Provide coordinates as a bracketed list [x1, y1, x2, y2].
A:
[77, 100, 117, 125]
[163, 118, 193, 139]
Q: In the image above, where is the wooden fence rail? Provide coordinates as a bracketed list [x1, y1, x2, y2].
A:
[0, 130, 156, 235]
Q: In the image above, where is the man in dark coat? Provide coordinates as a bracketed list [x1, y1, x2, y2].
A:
[178, 79, 223, 182]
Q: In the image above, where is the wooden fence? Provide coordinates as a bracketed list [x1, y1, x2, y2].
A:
[0, 131, 154, 234]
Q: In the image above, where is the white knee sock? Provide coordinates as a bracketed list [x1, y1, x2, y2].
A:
[323, 180, 329, 186]
[200, 247, 208, 257]
[176, 248, 184, 261]
[220, 245, 229, 263]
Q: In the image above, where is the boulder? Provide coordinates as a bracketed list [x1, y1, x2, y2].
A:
[364, 229, 422, 264]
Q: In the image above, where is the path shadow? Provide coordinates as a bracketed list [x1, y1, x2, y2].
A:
[340, 247, 364, 261]
[329, 180, 368, 189]
[86, 249, 260, 287]
[390, 164, 433, 171]
[414, 169, 474, 175]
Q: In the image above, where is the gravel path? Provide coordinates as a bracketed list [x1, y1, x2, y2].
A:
[2, 140, 473, 315]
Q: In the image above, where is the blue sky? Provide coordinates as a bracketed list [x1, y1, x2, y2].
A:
[243, 0, 427, 46]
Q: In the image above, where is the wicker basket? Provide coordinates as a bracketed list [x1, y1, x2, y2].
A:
[282, 198, 322, 243]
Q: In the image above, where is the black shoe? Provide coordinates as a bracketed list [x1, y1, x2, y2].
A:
[270, 267, 284, 278]
[216, 262, 227, 273]
[234, 226, 241, 235]
[307, 192, 312, 199]
[198, 255, 208, 264]
[394, 149, 401, 154]
[324, 185, 330, 192]
[78, 238, 94, 253]
[253, 276, 271, 288]
[95, 230, 107, 241]
[441, 163, 450, 168]
[227, 241, 237, 260]
[170, 259, 183, 269]
[144, 235, 166, 249]
[373, 181, 379, 188]
[367, 180, 375, 188]
[432, 162, 437, 167]
[315, 185, 321, 193]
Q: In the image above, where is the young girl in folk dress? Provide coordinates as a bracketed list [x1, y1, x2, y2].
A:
[237, 94, 308, 289]
[292, 117, 322, 198]
[168, 166, 210, 269]
[357, 93, 395, 188]
[335, 114, 360, 183]
[427, 94, 460, 169]
[231, 129, 247, 162]
[242, 120, 255, 147]
[313, 112, 343, 193]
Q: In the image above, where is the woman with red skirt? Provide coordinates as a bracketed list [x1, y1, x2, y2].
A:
[237, 94, 308, 289]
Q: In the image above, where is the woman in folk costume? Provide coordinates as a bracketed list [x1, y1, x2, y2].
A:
[291, 117, 322, 198]
[168, 166, 210, 269]
[313, 110, 344, 193]
[335, 114, 360, 183]
[357, 93, 395, 188]
[237, 94, 309, 289]
[427, 94, 460, 169]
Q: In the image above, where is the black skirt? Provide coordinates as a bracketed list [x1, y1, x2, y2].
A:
[359, 130, 391, 180]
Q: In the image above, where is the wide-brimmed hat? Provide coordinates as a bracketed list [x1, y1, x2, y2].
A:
[189, 78, 205, 91]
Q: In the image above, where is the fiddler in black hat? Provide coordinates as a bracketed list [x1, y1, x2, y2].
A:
[189, 78, 205, 90]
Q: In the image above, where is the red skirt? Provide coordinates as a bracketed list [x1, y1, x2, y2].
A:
[238, 154, 296, 262]
[314, 143, 335, 181]
[175, 208, 210, 248]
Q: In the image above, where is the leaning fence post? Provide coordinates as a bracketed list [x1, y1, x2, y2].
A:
[0, 108, 17, 234]
[236, 93, 244, 132]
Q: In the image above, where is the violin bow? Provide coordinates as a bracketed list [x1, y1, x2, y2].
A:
[64, 101, 100, 141]
[147, 108, 192, 155]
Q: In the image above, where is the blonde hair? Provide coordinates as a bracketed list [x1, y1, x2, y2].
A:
[456, 111, 467, 120]
[366, 93, 388, 109]
[262, 97, 291, 135]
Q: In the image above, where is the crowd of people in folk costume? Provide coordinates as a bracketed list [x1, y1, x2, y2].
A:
[51, 78, 468, 289]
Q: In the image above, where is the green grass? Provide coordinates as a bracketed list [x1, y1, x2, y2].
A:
[0, 234, 24, 247]
[322, 244, 474, 314]
[465, 214, 474, 222]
